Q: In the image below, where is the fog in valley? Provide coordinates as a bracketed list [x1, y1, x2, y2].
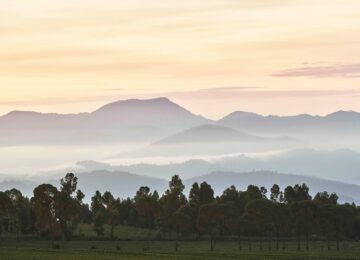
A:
[0, 98, 360, 205]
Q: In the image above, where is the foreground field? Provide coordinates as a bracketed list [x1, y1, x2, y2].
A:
[1, 240, 360, 260]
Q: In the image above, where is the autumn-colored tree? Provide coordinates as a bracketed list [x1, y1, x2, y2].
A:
[197, 203, 238, 250]
[188, 182, 214, 234]
[32, 184, 59, 246]
[246, 199, 276, 250]
[134, 187, 159, 229]
[172, 204, 193, 251]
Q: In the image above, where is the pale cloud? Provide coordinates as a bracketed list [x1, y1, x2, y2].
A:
[273, 63, 360, 78]
[164, 88, 360, 100]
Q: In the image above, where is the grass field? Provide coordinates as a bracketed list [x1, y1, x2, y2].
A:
[74, 224, 161, 240]
[0, 225, 358, 259]
[1, 240, 360, 259]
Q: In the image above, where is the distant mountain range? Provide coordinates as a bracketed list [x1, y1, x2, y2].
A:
[0, 98, 208, 145]
[0, 97, 360, 146]
[153, 124, 272, 144]
[218, 110, 360, 141]
[117, 124, 296, 157]
[1, 98, 360, 204]
[77, 148, 360, 184]
[0, 170, 359, 204]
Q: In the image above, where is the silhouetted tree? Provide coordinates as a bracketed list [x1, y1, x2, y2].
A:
[270, 184, 283, 203]
[32, 184, 58, 246]
[284, 184, 312, 204]
[172, 204, 193, 251]
[134, 186, 159, 229]
[158, 175, 187, 233]
[56, 173, 83, 240]
[91, 191, 105, 236]
[197, 203, 238, 250]
[314, 191, 338, 205]
[290, 200, 317, 250]
[246, 199, 276, 250]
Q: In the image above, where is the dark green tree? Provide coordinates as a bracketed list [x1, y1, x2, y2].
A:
[158, 175, 187, 232]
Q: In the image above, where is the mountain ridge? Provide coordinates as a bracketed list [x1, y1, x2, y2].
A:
[0, 97, 210, 145]
[152, 124, 270, 145]
[1, 97, 360, 146]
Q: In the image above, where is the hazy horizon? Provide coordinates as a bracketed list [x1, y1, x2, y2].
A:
[2, 0, 360, 118]
[1, 96, 360, 120]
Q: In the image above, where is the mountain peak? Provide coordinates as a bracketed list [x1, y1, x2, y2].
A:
[219, 111, 262, 122]
[93, 97, 174, 113]
[121, 97, 172, 104]
[91, 97, 210, 128]
[326, 110, 358, 118]
[228, 111, 262, 118]
[2, 110, 44, 119]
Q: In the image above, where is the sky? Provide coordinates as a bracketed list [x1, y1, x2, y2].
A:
[1, 0, 360, 119]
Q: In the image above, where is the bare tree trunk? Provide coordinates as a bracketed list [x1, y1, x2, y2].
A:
[16, 228, 20, 249]
[175, 229, 179, 252]
[276, 231, 279, 251]
[60, 219, 67, 242]
[50, 219, 55, 248]
[282, 237, 286, 251]
[51, 232, 55, 249]
[268, 232, 272, 251]
[214, 235, 217, 251]
[146, 229, 151, 251]
[110, 224, 115, 240]
[306, 231, 309, 251]
[175, 239, 178, 251]
[297, 225, 301, 251]
[238, 234, 242, 250]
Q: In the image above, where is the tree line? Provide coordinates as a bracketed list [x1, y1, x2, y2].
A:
[0, 173, 359, 251]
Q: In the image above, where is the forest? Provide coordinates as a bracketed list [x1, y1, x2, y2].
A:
[0, 172, 359, 253]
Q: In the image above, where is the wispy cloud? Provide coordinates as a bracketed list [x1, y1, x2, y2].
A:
[102, 88, 124, 92]
[6, 87, 358, 109]
[0, 95, 125, 107]
[139, 88, 360, 100]
[202, 86, 262, 91]
[273, 63, 360, 78]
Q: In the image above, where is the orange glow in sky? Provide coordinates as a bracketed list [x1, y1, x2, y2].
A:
[1, 0, 360, 118]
